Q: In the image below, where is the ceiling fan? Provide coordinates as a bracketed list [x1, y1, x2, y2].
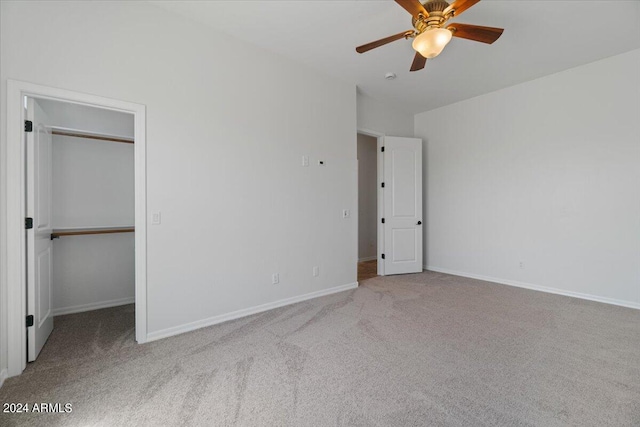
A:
[356, 0, 504, 72]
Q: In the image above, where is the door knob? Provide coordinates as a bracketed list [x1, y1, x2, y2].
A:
[417, 221, 422, 225]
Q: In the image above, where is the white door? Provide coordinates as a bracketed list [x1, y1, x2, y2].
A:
[26, 97, 54, 361]
[382, 136, 423, 275]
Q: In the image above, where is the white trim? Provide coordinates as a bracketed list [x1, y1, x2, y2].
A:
[0, 369, 7, 389]
[426, 266, 640, 310]
[147, 282, 358, 342]
[4, 80, 147, 378]
[358, 256, 377, 262]
[377, 136, 385, 276]
[53, 297, 135, 316]
[357, 128, 385, 138]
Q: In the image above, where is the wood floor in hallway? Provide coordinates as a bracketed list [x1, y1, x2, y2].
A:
[358, 259, 377, 283]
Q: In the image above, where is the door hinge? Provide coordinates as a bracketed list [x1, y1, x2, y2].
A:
[381, 182, 385, 188]
[381, 146, 385, 152]
[26, 315, 34, 327]
[25, 217, 33, 229]
[25, 120, 33, 132]
[381, 218, 385, 224]
[381, 254, 385, 259]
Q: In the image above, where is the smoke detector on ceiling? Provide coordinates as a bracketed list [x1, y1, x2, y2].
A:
[385, 72, 397, 80]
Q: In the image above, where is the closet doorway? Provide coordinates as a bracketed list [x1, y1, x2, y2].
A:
[26, 97, 135, 361]
[5, 80, 147, 377]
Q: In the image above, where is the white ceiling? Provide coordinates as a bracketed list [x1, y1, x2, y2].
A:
[149, 1, 640, 115]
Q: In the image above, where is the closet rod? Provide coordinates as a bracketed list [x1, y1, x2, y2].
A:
[52, 129, 134, 144]
[51, 227, 134, 240]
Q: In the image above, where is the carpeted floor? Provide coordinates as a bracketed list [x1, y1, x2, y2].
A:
[1, 271, 639, 426]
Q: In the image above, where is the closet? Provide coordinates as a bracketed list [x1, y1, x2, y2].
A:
[36, 99, 135, 319]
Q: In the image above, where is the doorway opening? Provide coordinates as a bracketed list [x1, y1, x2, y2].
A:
[5, 80, 147, 378]
[25, 97, 135, 362]
[356, 130, 424, 284]
[357, 132, 380, 283]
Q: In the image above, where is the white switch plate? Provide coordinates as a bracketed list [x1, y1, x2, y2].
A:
[313, 266, 319, 277]
[272, 273, 280, 284]
[152, 211, 161, 225]
[302, 156, 309, 167]
[342, 209, 350, 218]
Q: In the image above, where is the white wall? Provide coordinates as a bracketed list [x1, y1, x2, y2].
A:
[357, 134, 377, 261]
[52, 134, 135, 315]
[0, 0, 357, 365]
[52, 233, 134, 315]
[52, 134, 134, 228]
[415, 49, 640, 308]
[357, 91, 414, 137]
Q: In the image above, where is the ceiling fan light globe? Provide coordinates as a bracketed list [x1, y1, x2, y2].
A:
[412, 28, 453, 59]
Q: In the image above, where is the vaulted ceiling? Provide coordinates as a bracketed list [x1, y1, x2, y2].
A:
[150, 1, 640, 114]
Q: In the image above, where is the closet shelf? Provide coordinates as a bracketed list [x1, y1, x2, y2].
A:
[51, 227, 134, 239]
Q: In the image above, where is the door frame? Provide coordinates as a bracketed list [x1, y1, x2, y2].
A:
[357, 128, 386, 276]
[4, 80, 148, 377]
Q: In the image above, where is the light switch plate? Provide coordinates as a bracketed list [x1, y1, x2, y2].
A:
[152, 211, 161, 225]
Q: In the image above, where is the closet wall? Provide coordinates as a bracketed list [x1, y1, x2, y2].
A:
[38, 100, 135, 315]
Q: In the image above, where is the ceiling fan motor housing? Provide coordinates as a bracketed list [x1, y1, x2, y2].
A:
[424, 0, 450, 12]
[412, 0, 451, 33]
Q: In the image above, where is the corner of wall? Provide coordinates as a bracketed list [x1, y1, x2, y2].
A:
[357, 90, 414, 138]
[416, 49, 640, 309]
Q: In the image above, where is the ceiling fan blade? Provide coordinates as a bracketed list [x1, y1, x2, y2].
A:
[395, 0, 429, 17]
[447, 23, 504, 44]
[410, 52, 427, 72]
[443, 0, 481, 17]
[356, 30, 414, 53]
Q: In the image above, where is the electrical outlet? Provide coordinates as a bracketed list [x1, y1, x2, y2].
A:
[272, 273, 279, 284]
[519, 261, 524, 269]
[302, 156, 309, 167]
[313, 266, 319, 277]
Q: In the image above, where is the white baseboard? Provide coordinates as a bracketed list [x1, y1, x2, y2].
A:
[358, 256, 377, 262]
[426, 266, 640, 310]
[53, 297, 135, 316]
[147, 282, 358, 342]
[0, 368, 7, 389]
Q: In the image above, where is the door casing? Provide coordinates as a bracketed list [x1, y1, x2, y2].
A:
[4, 80, 147, 377]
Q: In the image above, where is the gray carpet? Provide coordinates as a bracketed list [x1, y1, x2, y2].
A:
[1, 271, 639, 426]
